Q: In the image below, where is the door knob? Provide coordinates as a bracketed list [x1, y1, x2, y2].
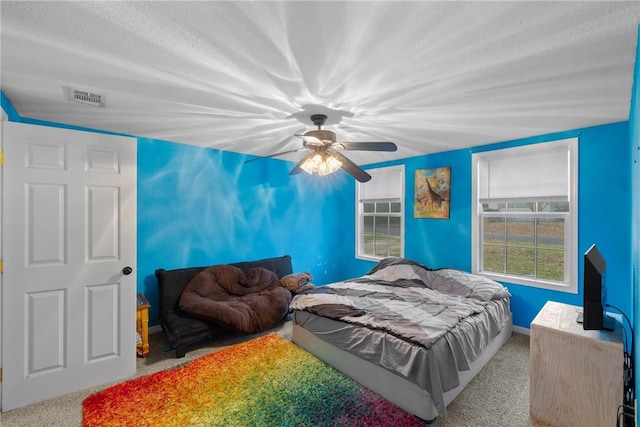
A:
[122, 266, 133, 275]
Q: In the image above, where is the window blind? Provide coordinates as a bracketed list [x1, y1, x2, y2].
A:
[477, 139, 574, 203]
[359, 165, 403, 201]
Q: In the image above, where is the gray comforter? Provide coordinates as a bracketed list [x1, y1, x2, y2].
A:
[290, 257, 511, 349]
[290, 258, 512, 416]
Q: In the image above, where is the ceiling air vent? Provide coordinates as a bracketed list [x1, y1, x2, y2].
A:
[63, 87, 105, 107]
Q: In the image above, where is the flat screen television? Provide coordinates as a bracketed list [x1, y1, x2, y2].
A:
[580, 244, 615, 331]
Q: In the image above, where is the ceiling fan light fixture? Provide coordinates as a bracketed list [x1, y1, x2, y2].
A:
[319, 154, 342, 176]
[300, 153, 342, 176]
[300, 153, 322, 174]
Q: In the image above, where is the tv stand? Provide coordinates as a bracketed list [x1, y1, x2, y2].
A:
[531, 301, 623, 426]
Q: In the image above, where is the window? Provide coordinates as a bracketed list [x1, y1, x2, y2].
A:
[356, 165, 404, 260]
[472, 138, 578, 293]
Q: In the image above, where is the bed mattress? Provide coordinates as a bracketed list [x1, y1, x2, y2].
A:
[292, 296, 510, 413]
[290, 257, 513, 415]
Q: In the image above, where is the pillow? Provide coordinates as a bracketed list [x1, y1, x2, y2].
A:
[281, 272, 315, 294]
[365, 257, 432, 282]
[367, 257, 431, 274]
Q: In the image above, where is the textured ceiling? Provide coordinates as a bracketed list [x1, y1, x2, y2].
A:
[2, 1, 640, 166]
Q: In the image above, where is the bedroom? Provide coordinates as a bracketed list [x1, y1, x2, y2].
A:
[1, 0, 640, 424]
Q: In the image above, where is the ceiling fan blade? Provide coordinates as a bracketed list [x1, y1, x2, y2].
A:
[334, 141, 397, 152]
[332, 151, 372, 183]
[244, 148, 308, 163]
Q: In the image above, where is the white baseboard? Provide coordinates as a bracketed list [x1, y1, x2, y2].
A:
[149, 325, 162, 335]
[512, 324, 530, 336]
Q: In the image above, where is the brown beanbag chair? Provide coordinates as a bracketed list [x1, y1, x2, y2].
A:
[179, 264, 292, 334]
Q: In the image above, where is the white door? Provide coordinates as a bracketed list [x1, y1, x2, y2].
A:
[1, 122, 137, 410]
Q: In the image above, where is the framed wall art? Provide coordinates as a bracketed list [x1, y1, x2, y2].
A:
[414, 166, 451, 219]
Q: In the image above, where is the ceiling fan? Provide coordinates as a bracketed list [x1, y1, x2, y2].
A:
[248, 114, 397, 182]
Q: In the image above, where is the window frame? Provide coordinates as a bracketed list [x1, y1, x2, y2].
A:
[355, 165, 405, 261]
[471, 138, 579, 293]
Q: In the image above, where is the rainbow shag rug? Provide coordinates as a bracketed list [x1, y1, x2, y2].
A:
[82, 334, 428, 426]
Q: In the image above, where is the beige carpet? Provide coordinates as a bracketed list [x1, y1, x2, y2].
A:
[0, 320, 293, 427]
[1, 320, 541, 427]
[431, 332, 544, 427]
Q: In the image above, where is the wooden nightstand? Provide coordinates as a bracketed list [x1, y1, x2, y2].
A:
[136, 293, 151, 358]
[530, 301, 623, 427]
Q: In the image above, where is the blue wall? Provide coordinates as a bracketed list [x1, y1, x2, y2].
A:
[340, 122, 632, 329]
[630, 25, 640, 400]
[0, 94, 352, 324]
[137, 138, 352, 322]
[1, 92, 635, 331]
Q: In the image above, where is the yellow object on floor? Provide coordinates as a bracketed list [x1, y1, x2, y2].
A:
[136, 293, 150, 357]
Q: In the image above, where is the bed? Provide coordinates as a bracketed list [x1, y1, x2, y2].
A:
[289, 257, 512, 422]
